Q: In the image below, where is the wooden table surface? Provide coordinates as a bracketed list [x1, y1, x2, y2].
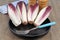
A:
[0, 0, 60, 40]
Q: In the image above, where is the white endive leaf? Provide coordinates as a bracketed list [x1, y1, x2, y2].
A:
[21, 2, 27, 24]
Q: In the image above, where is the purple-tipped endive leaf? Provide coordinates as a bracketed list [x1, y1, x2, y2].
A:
[34, 6, 47, 25]
[31, 4, 39, 22]
[21, 2, 27, 25]
[8, 3, 21, 26]
[28, 3, 39, 24]
[17, 1, 23, 15]
[16, 1, 23, 24]
[34, 6, 52, 26]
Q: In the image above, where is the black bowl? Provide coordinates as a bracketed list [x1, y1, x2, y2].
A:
[9, 18, 51, 37]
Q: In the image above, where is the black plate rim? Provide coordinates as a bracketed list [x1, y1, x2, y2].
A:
[9, 18, 51, 37]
